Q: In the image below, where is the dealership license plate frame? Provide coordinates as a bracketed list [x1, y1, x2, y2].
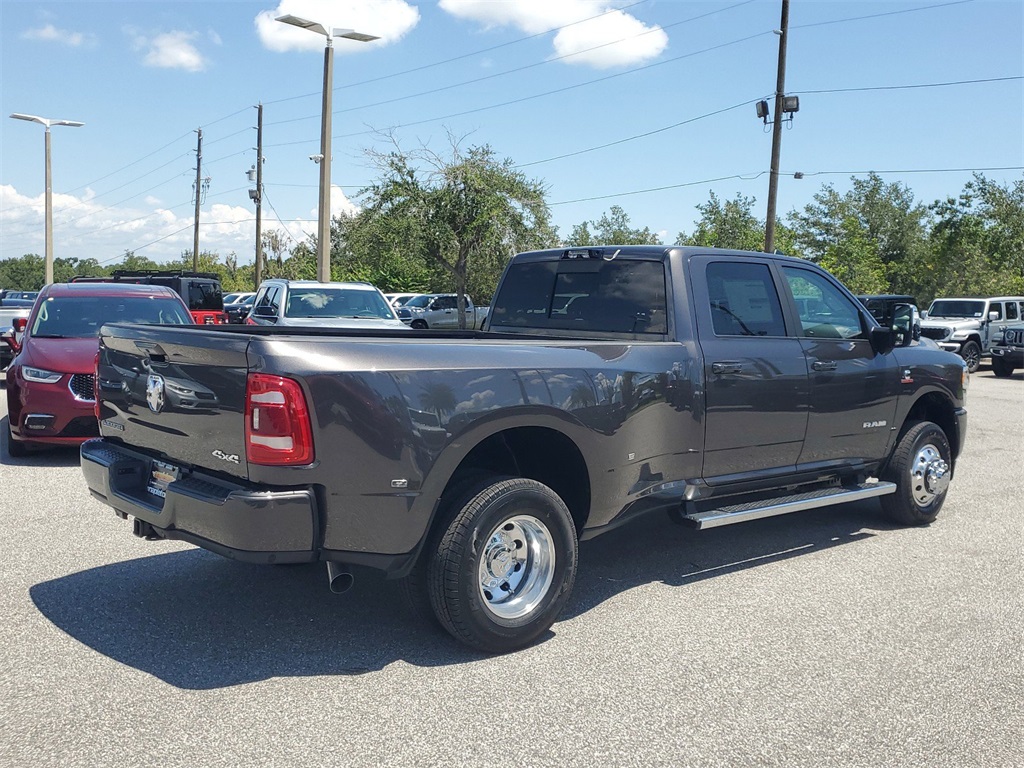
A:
[147, 459, 179, 498]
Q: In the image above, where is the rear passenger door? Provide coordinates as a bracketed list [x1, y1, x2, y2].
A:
[692, 256, 810, 484]
[779, 265, 899, 468]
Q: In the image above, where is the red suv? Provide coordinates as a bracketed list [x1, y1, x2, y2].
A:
[71, 271, 229, 325]
[4, 282, 192, 456]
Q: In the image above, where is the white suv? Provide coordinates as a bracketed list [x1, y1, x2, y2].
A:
[248, 280, 409, 330]
[920, 296, 1024, 372]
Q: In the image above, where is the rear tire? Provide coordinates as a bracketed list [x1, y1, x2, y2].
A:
[411, 320, 428, 330]
[427, 477, 578, 653]
[881, 421, 952, 526]
[991, 356, 1014, 378]
[959, 340, 982, 373]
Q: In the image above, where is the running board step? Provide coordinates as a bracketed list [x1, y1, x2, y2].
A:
[682, 482, 897, 530]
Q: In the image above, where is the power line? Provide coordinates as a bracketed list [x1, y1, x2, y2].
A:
[265, 1, 757, 128]
[262, 0, 660, 107]
[794, 75, 1022, 95]
[791, 0, 975, 30]
[551, 166, 1024, 208]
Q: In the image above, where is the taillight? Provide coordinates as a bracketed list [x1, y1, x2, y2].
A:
[245, 373, 314, 465]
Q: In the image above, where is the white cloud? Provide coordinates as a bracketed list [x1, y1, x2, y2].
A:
[22, 23, 91, 47]
[137, 31, 208, 72]
[439, 0, 667, 68]
[330, 186, 359, 218]
[255, 0, 419, 53]
[0, 180, 358, 266]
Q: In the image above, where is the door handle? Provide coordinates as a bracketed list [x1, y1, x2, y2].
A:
[711, 361, 743, 375]
[812, 360, 838, 372]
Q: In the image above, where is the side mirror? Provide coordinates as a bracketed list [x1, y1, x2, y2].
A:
[869, 326, 897, 354]
[920, 310, 928, 319]
[253, 305, 276, 318]
[890, 303, 919, 347]
[988, 311, 999, 322]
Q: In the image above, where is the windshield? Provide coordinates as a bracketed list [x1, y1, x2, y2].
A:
[30, 296, 192, 338]
[283, 288, 395, 319]
[927, 300, 986, 319]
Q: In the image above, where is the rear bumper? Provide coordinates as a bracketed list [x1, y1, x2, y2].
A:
[81, 439, 317, 564]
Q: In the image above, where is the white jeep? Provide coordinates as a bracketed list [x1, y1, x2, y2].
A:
[920, 296, 1024, 372]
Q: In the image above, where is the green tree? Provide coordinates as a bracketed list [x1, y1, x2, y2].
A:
[566, 205, 661, 246]
[788, 173, 928, 295]
[675, 192, 797, 254]
[925, 175, 1024, 300]
[116, 250, 162, 272]
[0, 254, 45, 290]
[357, 137, 556, 327]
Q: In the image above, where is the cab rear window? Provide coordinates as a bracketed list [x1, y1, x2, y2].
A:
[490, 259, 667, 334]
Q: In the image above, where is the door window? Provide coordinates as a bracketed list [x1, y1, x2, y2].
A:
[1006, 302, 1019, 321]
[705, 262, 786, 337]
[782, 268, 865, 340]
[989, 302, 1003, 320]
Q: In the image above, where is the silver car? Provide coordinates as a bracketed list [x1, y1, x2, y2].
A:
[248, 280, 409, 330]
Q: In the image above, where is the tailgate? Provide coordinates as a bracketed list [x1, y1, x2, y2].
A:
[96, 324, 251, 479]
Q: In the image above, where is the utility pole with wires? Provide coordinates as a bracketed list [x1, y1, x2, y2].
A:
[764, 0, 792, 254]
[192, 128, 203, 271]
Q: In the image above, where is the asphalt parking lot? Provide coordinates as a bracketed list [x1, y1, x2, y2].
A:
[1, 368, 1021, 767]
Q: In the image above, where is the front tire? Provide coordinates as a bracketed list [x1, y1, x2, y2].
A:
[5, 421, 28, 458]
[881, 421, 952, 526]
[427, 477, 578, 653]
[960, 340, 982, 373]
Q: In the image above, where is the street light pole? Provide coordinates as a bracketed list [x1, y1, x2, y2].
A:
[9, 113, 84, 285]
[276, 14, 378, 283]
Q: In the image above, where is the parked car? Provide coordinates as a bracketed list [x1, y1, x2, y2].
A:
[225, 293, 256, 324]
[0, 297, 35, 373]
[383, 292, 422, 308]
[5, 282, 192, 456]
[3, 291, 39, 303]
[71, 271, 229, 325]
[400, 293, 489, 329]
[920, 296, 1024, 372]
[989, 322, 1024, 377]
[247, 279, 408, 330]
[223, 291, 255, 306]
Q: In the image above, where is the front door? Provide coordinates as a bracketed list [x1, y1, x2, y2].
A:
[780, 266, 899, 468]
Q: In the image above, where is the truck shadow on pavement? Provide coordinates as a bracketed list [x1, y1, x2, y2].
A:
[30, 501, 897, 689]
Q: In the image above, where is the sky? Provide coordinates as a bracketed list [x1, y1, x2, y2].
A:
[1, 0, 1021, 268]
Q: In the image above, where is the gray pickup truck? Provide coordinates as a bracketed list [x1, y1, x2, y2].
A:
[81, 246, 968, 652]
[399, 293, 489, 330]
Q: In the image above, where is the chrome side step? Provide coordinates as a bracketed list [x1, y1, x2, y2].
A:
[682, 482, 897, 530]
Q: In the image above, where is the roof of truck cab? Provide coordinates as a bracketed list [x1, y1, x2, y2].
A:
[512, 245, 810, 263]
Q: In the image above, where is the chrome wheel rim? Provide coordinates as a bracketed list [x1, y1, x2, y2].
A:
[477, 515, 556, 620]
[910, 442, 950, 508]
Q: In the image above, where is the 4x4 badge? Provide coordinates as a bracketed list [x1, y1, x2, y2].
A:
[146, 374, 165, 413]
